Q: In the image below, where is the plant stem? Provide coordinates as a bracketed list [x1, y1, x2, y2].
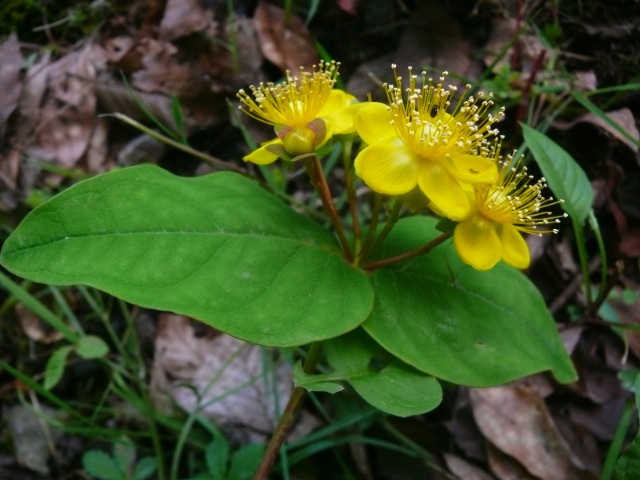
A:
[108, 113, 246, 174]
[341, 138, 361, 252]
[357, 193, 383, 266]
[253, 342, 323, 480]
[364, 232, 451, 271]
[304, 157, 354, 262]
[0, 272, 79, 343]
[572, 217, 593, 310]
[360, 197, 403, 264]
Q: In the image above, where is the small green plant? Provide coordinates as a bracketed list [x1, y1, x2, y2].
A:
[82, 438, 157, 480]
[0, 61, 586, 477]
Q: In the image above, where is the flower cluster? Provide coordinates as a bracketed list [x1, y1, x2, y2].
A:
[354, 67, 503, 221]
[237, 63, 564, 271]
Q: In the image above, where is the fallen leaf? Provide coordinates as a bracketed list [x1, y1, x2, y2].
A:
[620, 229, 640, 258]
[486, 442, 538, 480]
[0, 51, 52, 202]
[0, 33, 24, 141]
[346, 0, 476, 102]
[470, 384, 595, 479]
[576, 109, 639, 153]
[6, 404, 63, 476]
[444, 453, 494, 480]
[395, 0, 473, 78]
[336, 0, 358, 16]
[159, 0, 217, 41]
[445, 389, 487, 462]
[150, 314, 318, 443]
[16, 303, 64, 344]
[32, 42, 106, 169]
[253, 0, 320, 72]
[483, 16, 546, 77]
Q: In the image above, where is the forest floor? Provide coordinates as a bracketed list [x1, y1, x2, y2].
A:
[1, 0, 640, 479]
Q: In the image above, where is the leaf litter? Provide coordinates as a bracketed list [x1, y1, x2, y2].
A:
[1, 0, 639, 478]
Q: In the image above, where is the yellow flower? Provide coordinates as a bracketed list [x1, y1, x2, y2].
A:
[237, 61, 359, 164]
[354, 66, 504, 220]
[453, 152, 567, 270]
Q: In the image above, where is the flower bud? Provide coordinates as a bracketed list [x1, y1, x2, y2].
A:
[281, 119, 328, 157]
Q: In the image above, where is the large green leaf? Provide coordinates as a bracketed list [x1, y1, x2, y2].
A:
[364, 216, 577, 387]
[521, 123, 593, 223]
[323, 329, 443, 417]
[0, 165, 373, 346]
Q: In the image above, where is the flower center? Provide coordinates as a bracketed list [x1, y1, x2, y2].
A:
[476, 159, 567, 235]
[384, 66, 504, 163]
[237, 61, 339, 128]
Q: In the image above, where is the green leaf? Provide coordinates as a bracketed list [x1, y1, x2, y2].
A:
[0, 165, 373, 347]
[205, 437, 230, 480]
[113, 437, 136, 477]
[75, 335, 110, 359]
[44, 345, 73, 390]
[228, 443, 265, 480]
[613, 436, 640, 480]
[170, 94, 187, 142]
[365, 216, 577, 387]
[612, 374, 640, 480]
[521, 123, 593, 223]
[293, 362, 344, 394]
[82, 450, 124, 480]
[323, 329, 443, 417]
[132, 457, 157, 480]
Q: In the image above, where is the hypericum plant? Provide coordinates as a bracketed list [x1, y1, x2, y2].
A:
[0, 62, 580, 478]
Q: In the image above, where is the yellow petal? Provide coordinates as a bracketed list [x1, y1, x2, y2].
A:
[454, 216, 502, 270]
[418, 163, 471, 221]
[354, 102, 396, 145]
[444, 154, 499, 184]
[243, 141, 280, 165]
[323, 103, 361, 135]
[318, 89, 356, 116]
[354, 141, 419, 195]
[318, 90, 359, 135]
[499, 223, 530, 269]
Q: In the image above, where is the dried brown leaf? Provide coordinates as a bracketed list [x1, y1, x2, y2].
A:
[470, 384, 595, 480]
[130, 38, 185, 94]
[253, 0, 320, 72]
[445, 390, 487, 463]
[16, 304, 64, 344]
[150, 314, 318, 443]
[102, 36, 135, 65]
[395, 0, 473, 78]
[486, 443, 537, 480]
[551, 405, 603, 476]
[444, 453, 495, 480]
[224, 15, 266, 88]
[0, 33, 24, 141]
[159, 0, 217, 41]
[33, 43, 105, 168]
[569, 394, 629, 442]
[576, 109, 639, 153]
[483, 17, 546, 77]
[1, 51, 52, 198]
[346, 0, 476, 102]
[620, 228, 640, 258]
[336, 0, 358, 16]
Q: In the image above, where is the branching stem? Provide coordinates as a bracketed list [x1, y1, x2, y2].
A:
[253, 342, 323, 480]
[305, 156, 354, 262]
[364, 232, 451, 271]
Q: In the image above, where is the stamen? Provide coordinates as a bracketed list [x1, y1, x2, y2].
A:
[237, 61, 340, 127]
[477, 152, 566, 234]
[384, 67, 504, 161]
